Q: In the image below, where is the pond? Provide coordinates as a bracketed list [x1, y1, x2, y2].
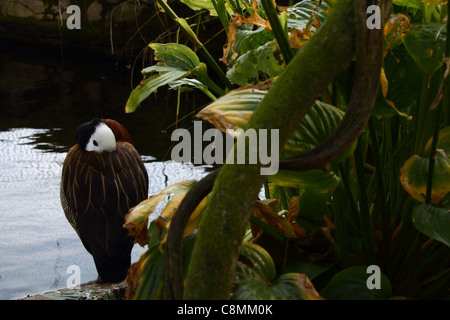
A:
[0, 41, 212, 300]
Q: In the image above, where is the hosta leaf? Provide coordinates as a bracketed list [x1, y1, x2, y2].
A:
[282, 101, 348, 159]
[124, 179, 198, 246]
[403, 23, 447, 76]
[133, 246, 165, 300]
[198, 90, 353, 165]
[413, 203, 450, 248]
[400, 127, 450, 204]
[132, 234, 197, 300]
[320, 266, 392, 300]
[197, 90, 347, 192]
[233, 242, 323, 300]
[400, 151, 450, 204]
[196, 89, 265, 132]
[236, 242, 276, 282]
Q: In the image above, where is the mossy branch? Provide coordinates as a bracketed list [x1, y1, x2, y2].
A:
[182, 0, 359, 300]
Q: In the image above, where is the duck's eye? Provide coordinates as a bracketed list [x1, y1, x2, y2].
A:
[93, 140, 98, 147]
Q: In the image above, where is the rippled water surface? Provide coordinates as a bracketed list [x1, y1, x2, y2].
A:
[0, 42, 211, 299]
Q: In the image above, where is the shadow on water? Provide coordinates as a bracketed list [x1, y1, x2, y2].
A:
[0, 40, 214, 299]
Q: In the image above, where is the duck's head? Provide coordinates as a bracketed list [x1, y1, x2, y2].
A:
[75, 118, 116, 153]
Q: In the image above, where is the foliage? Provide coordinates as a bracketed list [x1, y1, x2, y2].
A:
[124, 0, 450, 300]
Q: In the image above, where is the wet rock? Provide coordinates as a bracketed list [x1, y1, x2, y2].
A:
[20, 281, 128, 300]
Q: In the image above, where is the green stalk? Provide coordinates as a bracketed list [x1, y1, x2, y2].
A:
[354, 138, 375, 265]
[210, 0, 229, 32]
[368, 117, 390, 267]
[425, 2, 449, 202]
[156, 0, 233, 90]
[425, 103, 442, 204]
[261, 0, 294, 64]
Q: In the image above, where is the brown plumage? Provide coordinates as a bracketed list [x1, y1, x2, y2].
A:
[60, 118, 148, 283]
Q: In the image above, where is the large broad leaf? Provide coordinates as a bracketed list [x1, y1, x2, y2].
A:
[282, 101, 350, 160]
[400, 127, 450, 204]
[320, 266, 392, 300]
[233, 242, 324, 300]
[124, 179, 204, 247]
[400, 151, 450, 204]
[125, 43, 212, 113]
[131, 231, 197, 300]
[403, 23, 447, 76]
[413, 203, 450, 248]
[197, 89, 354, 164]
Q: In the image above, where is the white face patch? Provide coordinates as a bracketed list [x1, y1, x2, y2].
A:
[85, 122, 116, 153]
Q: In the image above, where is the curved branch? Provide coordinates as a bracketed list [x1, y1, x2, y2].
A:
[279, 1, 390, 171]
[164, 168, 219, 300]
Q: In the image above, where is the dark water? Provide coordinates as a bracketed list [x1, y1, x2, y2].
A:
[0, 42, 212, 300]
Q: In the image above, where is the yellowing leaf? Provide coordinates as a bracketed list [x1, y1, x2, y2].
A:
[400, 127, 450, 204]
[400, 150, 450, 204]
[124, 180, 198, 246]
[380, 68, 413, 120]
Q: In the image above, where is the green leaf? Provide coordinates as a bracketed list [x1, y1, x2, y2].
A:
[233, 242, 324, 300]
[134, 232, 197, 300]
[149, 42, 201, 71]
[282, 100, 356, 166]
[270, 169, 340, 193]
[296, 190, 331, 233]
[126, 71, 188, 113]
[392, 0, 423, 10]
[286, 0, 329, 30]
[179, 0, 234, 16]
[226, 39, 285, 86]
[320, 266, 392, 300]
[134, 245, 166, 300]
[196, 89, 265, 131]
[235, 242, 276, 282]
[233, 26, 275, 57]
[403, 23, 447, 75]
[413, 203, 450, 248]
[126, 43, 217, 113]
[197, 91, 348, 192]
[283, 101, 345, 156]
[400, 127, 450, 204]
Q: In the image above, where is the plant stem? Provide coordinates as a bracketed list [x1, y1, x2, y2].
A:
[354, 138, 376, 265]
[261, 0, 294, 64]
